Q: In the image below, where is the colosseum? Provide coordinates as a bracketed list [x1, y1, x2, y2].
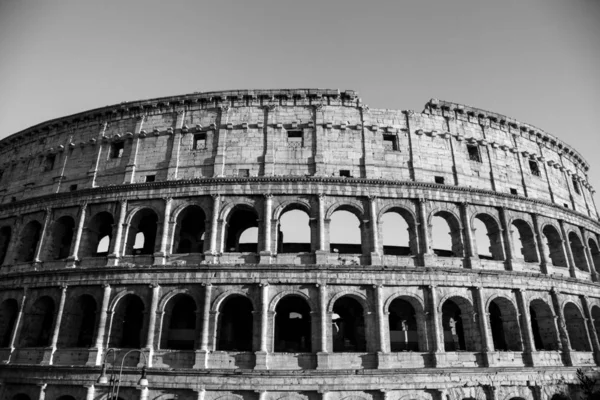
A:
[0, 89, 599, 400]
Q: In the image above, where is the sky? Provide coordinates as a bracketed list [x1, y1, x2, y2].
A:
[1, 0, 599, 212]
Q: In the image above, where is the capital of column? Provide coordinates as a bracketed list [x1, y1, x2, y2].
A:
[264, 193, 273, 199]
[202, 282, 212, 287]
[149, 283, 160, 289]
[102, 283, 110, 289]
[259, 282, 269, 287]
[59, 284, 68, 292]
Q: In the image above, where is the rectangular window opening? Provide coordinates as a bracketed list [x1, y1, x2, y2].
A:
[564, 203, 569, 208]
[238, 169, 250, 177]
[11, 197, 16, 203]
[69, 184, 78, 192]
[145, 175, 156, 183]
[339, 170, 351, 178]
[383, 134, 398, 151]
[467, 144, 481, 162]
[0, 169, 3, 182]
[287, 130, 303, 148]
[44, 155, 56, 171]
[529, 160, 541, 177]
[510, 188, 518, 195]
[434, 176, 445, 184]
[572, 177, 581, 195]
[193, 133, 207, 150]
[110, 142, 124, 159]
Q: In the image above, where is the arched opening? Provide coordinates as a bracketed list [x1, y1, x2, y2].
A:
[48, 216, 75, 260]
[329, 209, 362, 254]
[511, 219, 539, 263]
[332, 296, 366, 352]
[473, 214, 504, 260]
[542, 225, 566, 267]
[488, 298, 522, 351]
[441, 297, 479, 351]
[388, 298, 419, 351]
[592, 306, 600, 347]
[0, 298, 18, 347]
[16, 220, 42, 263]
[431, 211, 463, 257]
[126, 209, 158, 255]
[173, 206, 206, 254]
[19, 296, 55, 347]
[110, 294, 144, 348]
[568, 232, 588, 271]
[530, 299, 559, 351]
[225, 206, 258, 253]
[217, 295, 253, 351]
[274, 295, 311, 352]
[161, 294, 197, 350]
[0, 226, 11, 265]
[83, 211, 114, 257]
[589, 239, 600, 274]
[381, 209, 417, 256]
[59, 294, 97, 348]
[277, 208, 311, 253]
[564, 303, 591, 351]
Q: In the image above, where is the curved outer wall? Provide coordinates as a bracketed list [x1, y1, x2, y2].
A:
[0, 89, 599, 400]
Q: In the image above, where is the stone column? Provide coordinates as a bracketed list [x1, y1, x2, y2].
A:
[428, 285, 444, 365]
[260, 194, 273, 264]
[108, 200, 127, 266]
[581, 227, 597, 281]
[154, 197, 173, 265]
[498, 207, 515, 271]
[7, 288, 27, 360]
[123, 115, 145, 184]
[194, 283, 212, 369]
[418, 198, 433, 266]
[33, 208, 52, 263]
[375, 285, 387, 353]
[145, 284, 160, 367]
[213, 106, 229, 177]
[37, 383, 47, 400]
[550, 288, 572, 366]
[516, 288, 536, 365]
[316, 194, 328, 264]
[558, 219, 577, 278]
[140, 387, 149, 400]
[166, 110, 186, 180]
[85, 385, 95, 400]
[531, 214, 550, 274]
[89, 284, 111, 366]
[473, 286, 492, 366]
[87, 121, 108, 188]
[207, 195, 221, 261]
[369, 196, 381, 265]
[67, 202, 87, 267]
[255, 282, 269, 370]
[460, 202, 478, 268]
[581, 296, 600, 365]
[43, 285, 68, 365]
[317, 283, 329, 370]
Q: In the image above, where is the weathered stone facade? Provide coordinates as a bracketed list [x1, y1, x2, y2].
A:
[0, 89, 599, 400]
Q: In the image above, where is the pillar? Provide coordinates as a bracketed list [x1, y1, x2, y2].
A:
[418, 198, 433, 266]
[85, 385, 95, 400]
[550, 288, 572, 366]
[375, 285, 387, 352]
[317, 283, 329, 369]
[154, 197, 173, 265]
[87, 121, 107, 188]
[33, 208, 52, 263]
[140, 387, 149, 400]
[369, 196, 382, 265]
[260, 194, 273, 264]
[107, 200, 127, 266]
[43, 285, 68, 365]
[123, 115, 145, 184]
[145, 284, 160, 367]
[255, 282, 269, 369]
[498, 207, 515, 271]
[516, 289, 536, 365]
[581, 296, 600, 365]
[558, 219, 577, 278]
[67, 202, 87, 266]
[531, 214, 550, 274]
[581, 227, 598, 281]
[316, 194, 328, 264]
[473, 286, 492, 366]
[166, 110, 185, 180]
[213, 106, 228, 177]
[460, 202, 478, 268]
[90, 284, 111, 366]
[7, 288, 27, 361]
[194, 283, 212, 369]
[37, 383, 47, 400]
[428, 285, 444, 362]
[207, 194, 221, 260]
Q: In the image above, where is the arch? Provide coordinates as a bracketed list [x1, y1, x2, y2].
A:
[487, 296, 523, 351]
[588, 238, 600, 274]
[82, 211, 114, 257]
[0, 225, 12, 265]
[47, 215, 75, 260]
[16, 220, 42, 263]
[160, 293, 197, 350]
[563, 302, 591, 351]
[273, 199, 311, 221]
[59, 294, 97, 348]
[274, 294, 312, 352]
[19, 295, 55, 347]
[328, 290, 371, 314]
[219, 199, 259, 222]
[325, 200, 365, 220]
[215, 395, 244, 400]
[388, 297, 420, 351]
[224, 204, 259, 253]
[0, 298, 18, 347]
[329, 208, 363, 254]
[277, 208, 311, 253]
[440, 295, 480, 351]
[125, 208, 158, 255]
[157, 288, 194, 313]
[332, 296, 366, 352]
[109, 293, 145, 348]
[170, 201, 210, 223]
[568, 231, 588, 271]
[269, 290, 315, 313]
[430, 210, 463, 257]
[511, 219, 539, 263]
[173, 205, 206, 254]
[211, 289, 256, 313]
[472, 213, 504, 260]
[380, 207, 418, 256]
[216, 294, 254, 351]
[591, 306, 600, 348]
[529, 298, 559, 351]
[541, 224, 566, 267]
